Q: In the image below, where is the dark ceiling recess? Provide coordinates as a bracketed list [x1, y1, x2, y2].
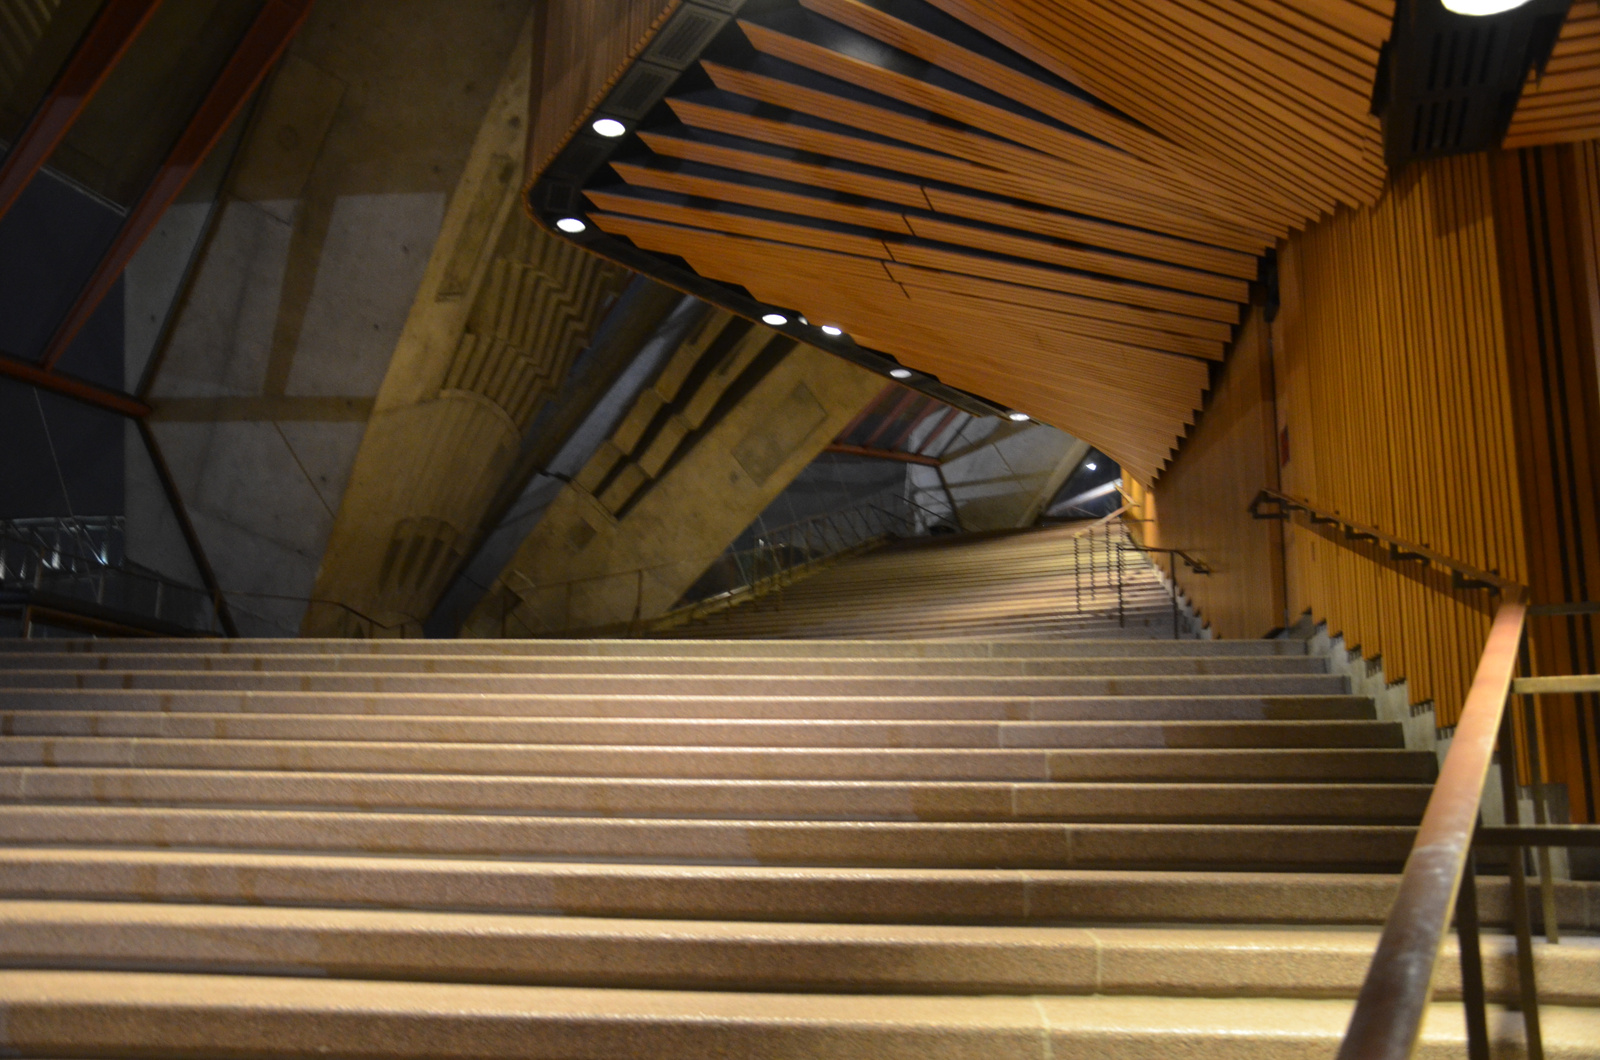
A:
[1371, 0, 1571, 169]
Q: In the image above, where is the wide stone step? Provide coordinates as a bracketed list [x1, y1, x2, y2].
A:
[0, 713, 1405, 748]
[0, 769, 1435, 823]
[6, 848, 1594, 929]
[0, 807, 1417, 869]
[0, 738, 1439, 781]
[0, 670, 1350, 696]
[0, 689, 1379, 721]
[3, 901, 1594, 1001]
[0, 971, 1595, 1059]
[0, 637, 1309, 657]
[0, 653, 1326, 675]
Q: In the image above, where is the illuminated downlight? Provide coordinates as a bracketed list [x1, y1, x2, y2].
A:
[592, 118, 627, 137]
[889, 368, 912, 379]
[1085, 462, 1098, 471]
[761, 313, 789, 326]
[820, 325, 844, 337]
[1441, 0, 1533, 13]
[1007, 411, 1030, 422]
[555, 217, 587, 234]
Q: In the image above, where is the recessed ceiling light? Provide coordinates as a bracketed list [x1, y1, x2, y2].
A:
[820, 325, 844, 337]
[1007, 411, 1030, 422]
[555, 217, 586, 234]
[592, 118, 627, 137]
[1085, 462, 1098, 471]
[1441, 0, 1532, 13]
[761, 313, 788, 326]
[889, 368, 912, 379]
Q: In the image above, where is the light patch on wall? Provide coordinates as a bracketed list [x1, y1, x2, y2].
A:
[732, 382, 826, 486]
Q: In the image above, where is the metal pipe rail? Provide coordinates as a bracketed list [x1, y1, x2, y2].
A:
[1250, 488, 1516, 595]
[1269, 482, 1600, 1060]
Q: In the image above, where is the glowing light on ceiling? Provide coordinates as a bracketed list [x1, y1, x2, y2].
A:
[889, 368, 912, 379]
[1441, 0, 1532, 13]
[592, 118, 627, 137]
[556, 217, 586, 233]
[820, 325, 844, 337]
[1007, 411, 1030, 422]
[761, 313, 789, 326]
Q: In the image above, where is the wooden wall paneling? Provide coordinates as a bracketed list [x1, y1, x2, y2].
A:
[1494, 139, 1600, 822]
[526, 0, 680, 181]
[1146, 302, 1286, 639]
[1244, 156, 1521, 738]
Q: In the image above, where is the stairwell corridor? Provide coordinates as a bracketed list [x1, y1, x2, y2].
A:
[0, 522, 1596, 1057]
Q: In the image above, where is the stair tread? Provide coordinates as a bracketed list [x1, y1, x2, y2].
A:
[1, 901, 1596, 1000]
[0, 970, 1596, 1059]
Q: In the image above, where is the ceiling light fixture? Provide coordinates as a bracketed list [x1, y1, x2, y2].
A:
[1007, 411, 1030, 422]
[555, 217, 587, 234]
[1440, 0, 1533, 13]
[761, 313, 788, 326]
[889, 368, 912, 379]
[820, 325, 843, 337]
[592, 118, 627, 137]
[1085, 462, 1098, 471]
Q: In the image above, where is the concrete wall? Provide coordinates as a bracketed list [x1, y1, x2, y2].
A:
[145, 0, 534, 635]
[909, 418, 1084, 533]
[465, 342, 883, 635]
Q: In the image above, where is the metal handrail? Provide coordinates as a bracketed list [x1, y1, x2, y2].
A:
[1251, 488, 1515, 594]
[1336, 591, 1528, 1060]
[0, 527, 223, 635]
[1268, 487, 1600, 1059]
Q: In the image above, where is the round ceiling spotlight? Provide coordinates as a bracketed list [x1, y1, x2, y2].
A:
[555, 217, 587, 234]
[1085, 462, 1098, 471]
[761, 312, 789, 326]
[1007, 411, 1031, 422]
[591, 117, 627, 137]
[1441, 0, 1533, 13]
[820, 325, 844, 337]
[888, 368, 913, 380]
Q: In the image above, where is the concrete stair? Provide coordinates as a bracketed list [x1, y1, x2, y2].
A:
[0, 531, 1595, 1056]
[664, 521, 1197, 639]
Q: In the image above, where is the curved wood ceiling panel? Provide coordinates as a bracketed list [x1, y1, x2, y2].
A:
[528, 0, 1596, 481]
[1507, 0, 1600, 146]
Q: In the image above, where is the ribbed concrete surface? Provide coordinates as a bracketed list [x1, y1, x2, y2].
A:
[0, 527, 1594, 1058]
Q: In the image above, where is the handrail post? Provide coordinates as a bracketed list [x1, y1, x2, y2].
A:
[1497, 704, 1545, 1060]
[1117, 540, 1125, 628]
[1456, 847, 1491, 1060]
[1170, 552, 1179, 640]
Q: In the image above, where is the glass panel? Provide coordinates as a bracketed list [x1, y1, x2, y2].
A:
[0, 0, 102, 146]
[51, 0, 265, 208]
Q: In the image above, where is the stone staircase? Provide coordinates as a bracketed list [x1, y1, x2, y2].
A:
[663, 521, 1195, 639]
[0, 529, 1597, 1056]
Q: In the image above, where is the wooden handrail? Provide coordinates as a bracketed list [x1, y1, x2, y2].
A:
[1336, 590, 1528, 1060]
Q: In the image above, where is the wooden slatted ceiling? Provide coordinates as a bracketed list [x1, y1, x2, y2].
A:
[1506, 0, 1600, 148]
[928, 0, 1391, 214]
[563, 0, 1458, 479]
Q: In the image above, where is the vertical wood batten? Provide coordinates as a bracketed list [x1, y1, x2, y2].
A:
[1494, 140, 1600, 822]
